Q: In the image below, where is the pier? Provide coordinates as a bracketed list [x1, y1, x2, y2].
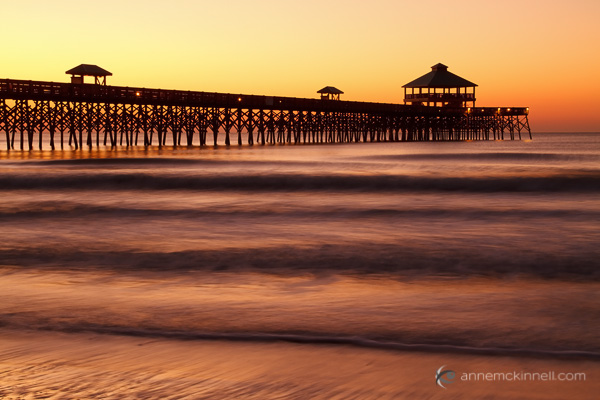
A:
[0, 64, 531, 151]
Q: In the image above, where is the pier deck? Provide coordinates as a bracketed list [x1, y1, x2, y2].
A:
[0, 79, 531, 151]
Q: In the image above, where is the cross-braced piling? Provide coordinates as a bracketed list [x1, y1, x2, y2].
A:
[0, 79, 531, 151]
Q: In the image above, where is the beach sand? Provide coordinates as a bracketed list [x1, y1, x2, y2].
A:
[0, 330, 597, 400]
[1, 268, 599, 399]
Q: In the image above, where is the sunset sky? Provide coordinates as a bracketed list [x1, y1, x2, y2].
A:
[2, 0, 599, 132]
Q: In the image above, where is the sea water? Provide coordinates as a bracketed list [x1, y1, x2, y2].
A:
[0, 133, 599, 398]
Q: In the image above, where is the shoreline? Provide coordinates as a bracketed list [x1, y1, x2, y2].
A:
[1, 330, 598, 400]
[2, 269, 599, 357]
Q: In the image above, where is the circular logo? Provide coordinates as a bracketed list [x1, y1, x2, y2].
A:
[435, 365, 456, 389]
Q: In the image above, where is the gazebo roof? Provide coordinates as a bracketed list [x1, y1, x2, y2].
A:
[65, 64, 112, 77]
[402, 63, 476, 88]
[317, 86, 344, 95]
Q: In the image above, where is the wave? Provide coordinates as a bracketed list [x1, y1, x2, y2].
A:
[1, 171, 599, 192]
[3, 323, 598, 360]
[35, 157, 213, 166]
[1, 202, 599, 220]
[370, 152, 600, 163]
[3, 244, 599, 279]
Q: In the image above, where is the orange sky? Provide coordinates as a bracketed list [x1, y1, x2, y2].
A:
[2, 0, 599, 132]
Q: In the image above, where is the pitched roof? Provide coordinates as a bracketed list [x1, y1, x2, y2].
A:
[402, 63, 477, 88]
[65, 64, 112, 77]
[317, 86, 344, 94]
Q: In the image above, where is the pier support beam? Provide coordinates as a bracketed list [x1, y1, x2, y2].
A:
[0, 79, 531, 151]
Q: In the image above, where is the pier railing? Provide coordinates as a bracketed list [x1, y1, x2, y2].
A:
[405, 93, 476, 101]
[1, 79, 410, 114]
[0, 78, 531, 150]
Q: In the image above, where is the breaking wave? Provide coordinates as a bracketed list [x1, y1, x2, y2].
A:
[1, 171, 599, 192]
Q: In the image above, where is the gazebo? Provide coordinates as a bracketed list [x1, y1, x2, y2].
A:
[402, 63, 476, 108]
[318, 86, 344, 101]
[66, 64, 112, 85]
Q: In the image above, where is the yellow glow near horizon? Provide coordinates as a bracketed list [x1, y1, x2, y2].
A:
[2, 0, 600, 132]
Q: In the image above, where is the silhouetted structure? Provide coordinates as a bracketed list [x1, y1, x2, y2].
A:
[66, 64, 112, 85]
[403, 63, 476, 108]
[318, 86, 343, 100]
[0, 65, 531, 151]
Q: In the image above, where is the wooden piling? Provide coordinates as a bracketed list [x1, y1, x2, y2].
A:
[0, 78, 531, 151]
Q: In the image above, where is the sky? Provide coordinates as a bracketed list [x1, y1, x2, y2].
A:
[2, 0, 599, 132]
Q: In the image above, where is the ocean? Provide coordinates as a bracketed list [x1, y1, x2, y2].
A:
[0, 132, 599, 399]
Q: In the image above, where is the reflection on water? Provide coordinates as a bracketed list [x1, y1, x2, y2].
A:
[0, 133, 599, 398]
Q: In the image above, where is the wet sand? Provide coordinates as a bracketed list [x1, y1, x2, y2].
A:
[0, 330, 597, 400]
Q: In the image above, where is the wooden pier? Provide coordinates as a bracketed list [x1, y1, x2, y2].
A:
[0, 66, 531, 151]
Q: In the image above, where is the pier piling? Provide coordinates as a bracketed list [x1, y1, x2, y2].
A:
[0, 79, 531, 151]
